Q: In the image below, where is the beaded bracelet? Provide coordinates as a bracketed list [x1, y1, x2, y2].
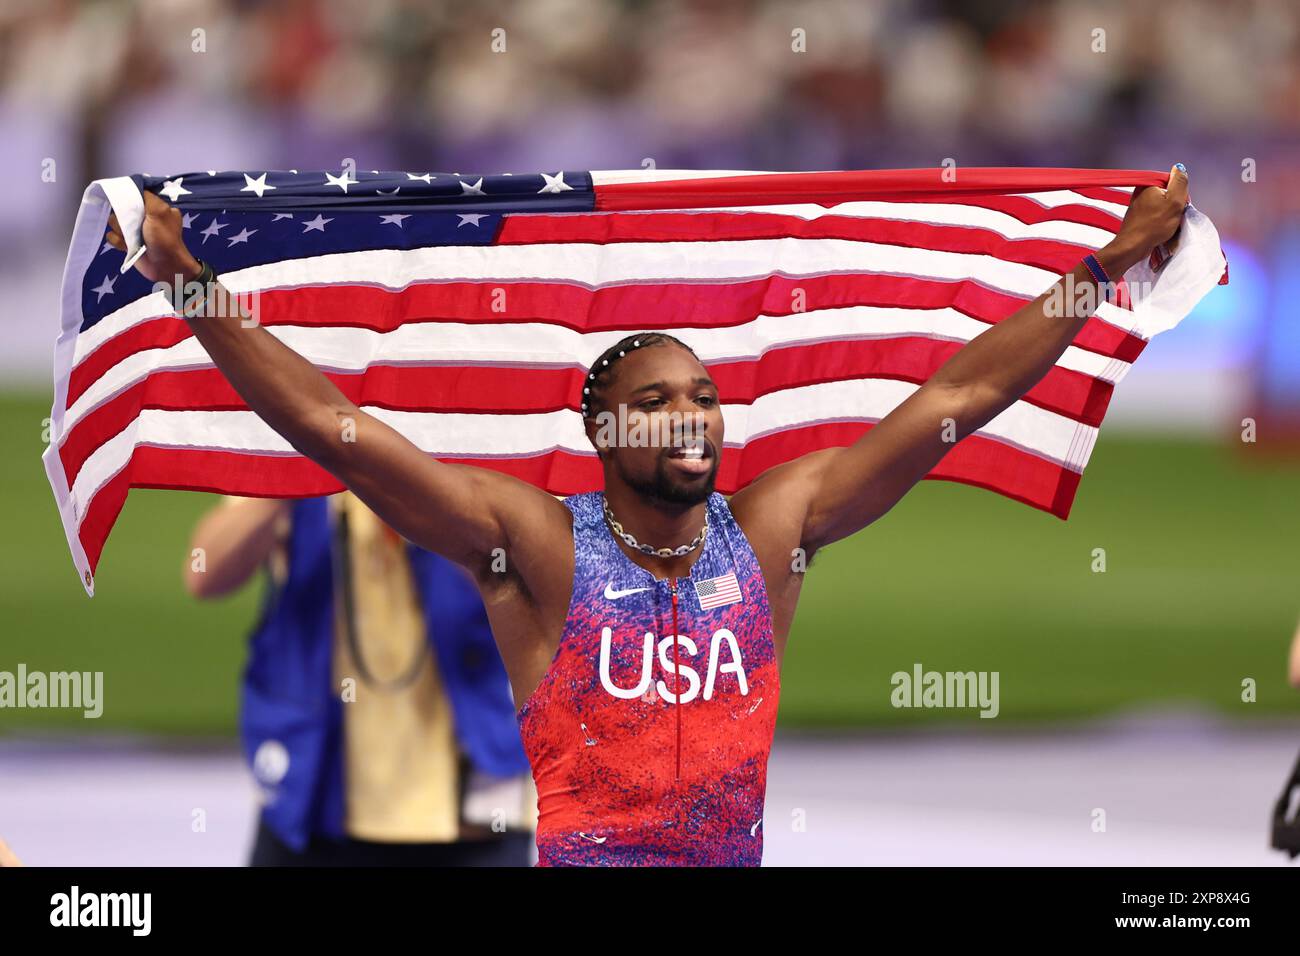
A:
[1081, 253, 1118, 304]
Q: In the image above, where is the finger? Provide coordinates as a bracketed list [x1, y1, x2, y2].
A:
[107, 212, 119, 232]
[144, 190, 172, 215]
[1166, 163, 1189, 206]
[105, 229, 125, 251]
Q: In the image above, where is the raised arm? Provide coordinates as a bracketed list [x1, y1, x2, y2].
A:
[106, 192, 571, 587]
[737, 165, 1190, 555]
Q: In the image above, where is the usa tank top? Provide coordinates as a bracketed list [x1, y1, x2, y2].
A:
[517, 490, 780, 866]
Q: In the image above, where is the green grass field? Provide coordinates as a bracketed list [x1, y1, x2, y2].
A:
[2, 390, 1298, 735]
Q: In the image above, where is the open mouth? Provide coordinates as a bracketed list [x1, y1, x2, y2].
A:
[665, 439, 714, 476]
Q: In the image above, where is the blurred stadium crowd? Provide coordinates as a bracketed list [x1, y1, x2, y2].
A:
[2, 0, 1298, 419]
[3, 0, 1299, 211]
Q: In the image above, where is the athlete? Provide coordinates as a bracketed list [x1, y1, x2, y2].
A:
[105, 166, 1189, 865]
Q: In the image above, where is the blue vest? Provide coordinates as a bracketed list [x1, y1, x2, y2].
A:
[238, 498, 529, 850]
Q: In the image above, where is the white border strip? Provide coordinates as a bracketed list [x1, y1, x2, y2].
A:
[42, 176, 144, 596]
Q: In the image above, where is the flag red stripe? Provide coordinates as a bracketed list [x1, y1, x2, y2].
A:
[497, 212, 1105, 271]
[75, 421, 1085, 574]
[58, 338, 1117, 489]
[593, 168, 1162, 211]
[894, 194, 1125, 233]
[731, 421, 1084, 517]
[68, 272, 1147, 405]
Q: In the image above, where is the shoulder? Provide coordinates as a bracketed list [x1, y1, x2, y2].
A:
[451, 467, 575, 599]
[461, 465, 575, 533]
[728, 447, 843, 528]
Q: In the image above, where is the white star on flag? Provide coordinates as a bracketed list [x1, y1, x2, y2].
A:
[324, 171, 355, 193]
[538, 172, 572, 195]
[457, 214, 487, 228]
[90, 275, 116, 302]
[272, 213, 294, 221]
[379, 214, 411, 227]
[459, 178, 485, 196]
[376, 187, 400, 196]
[241, 173, 276, 198]
[302, 214, 333, 233]
[181, 213, 196, 229]
[200, 220, 227, 243]
[159, 178, 192, 202]
[406, 173, 434, 183]
[227, 228, 257, 247]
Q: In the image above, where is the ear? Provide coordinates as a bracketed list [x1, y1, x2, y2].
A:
[584, 412, 608, 460]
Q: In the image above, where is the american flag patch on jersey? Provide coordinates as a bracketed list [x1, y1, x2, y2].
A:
[695, 572, 743, 611]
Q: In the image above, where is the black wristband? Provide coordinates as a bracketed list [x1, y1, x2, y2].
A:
[174, 259, 216, 315]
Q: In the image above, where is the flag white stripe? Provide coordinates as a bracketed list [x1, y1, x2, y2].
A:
[526, 201, 1118, 247]
[590, 169, 784, 184]
[66, 378, 1097, 523]
[71, 229, 1144, 366]
[61, 307, 1131, 434]
[1005, 190, 1129, 215]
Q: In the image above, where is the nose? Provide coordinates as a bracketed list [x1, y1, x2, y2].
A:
[671, 406, 707, 449]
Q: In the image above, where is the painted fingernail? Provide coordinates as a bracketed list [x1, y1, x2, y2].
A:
[1175, 163, 1187, 173]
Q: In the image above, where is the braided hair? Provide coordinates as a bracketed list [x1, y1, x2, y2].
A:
[579, 332, 699, 421]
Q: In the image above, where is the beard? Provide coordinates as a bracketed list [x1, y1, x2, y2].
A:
[615, 447, 719, 507]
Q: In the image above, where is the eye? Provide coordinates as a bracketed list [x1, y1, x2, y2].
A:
[638, 398, 665, 410]
[695, 394, 717, 408]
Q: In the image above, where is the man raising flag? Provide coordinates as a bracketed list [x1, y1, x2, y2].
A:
[102, 166, 1191, 866]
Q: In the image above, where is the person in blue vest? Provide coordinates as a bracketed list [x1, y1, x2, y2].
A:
[185, 493, 535, 866]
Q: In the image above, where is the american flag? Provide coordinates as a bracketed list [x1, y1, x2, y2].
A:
[43, 167, 1227, 595]
[694, 572, 744, 611]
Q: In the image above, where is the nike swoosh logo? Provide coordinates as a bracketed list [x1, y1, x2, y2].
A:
[604, 583, 650, 600]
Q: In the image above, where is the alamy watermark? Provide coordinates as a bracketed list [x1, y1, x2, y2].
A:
[50, 886, 150, 936]
[590, 405, 707, 450]
[890, 662, 999, 718]
[0, 664, 103, 718]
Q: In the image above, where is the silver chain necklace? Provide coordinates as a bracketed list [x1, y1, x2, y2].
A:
[603, 499, 707, 558]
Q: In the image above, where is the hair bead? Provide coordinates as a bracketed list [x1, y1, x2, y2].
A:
[579, 332, 699, 423]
